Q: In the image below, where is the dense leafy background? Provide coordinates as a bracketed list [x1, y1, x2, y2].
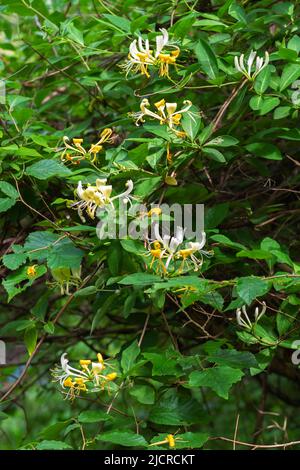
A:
[1, 0, 300, 450]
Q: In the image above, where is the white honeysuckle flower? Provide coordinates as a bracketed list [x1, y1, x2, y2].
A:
[153, 224, 184, 252]
[165, 226, 185, 268]
[111, 179, 134, 205]
[234, 50, 269, 80]
[121, 35, 155, 78]
[236, 305, 253, 329]
[155, 28, 169, 57]
[52, 353, 89, 387]
[71, 179, 134, 221]
[236, 302, 267, 330]
[51, 352, 117, 400]
[121, 28, 179, 78]
[176, 232, 210, 271]
[149, 226, 210, 272]
[132, 98, 193, 137]
[61, 130, 113, 164]
[254, 301, 267, 322]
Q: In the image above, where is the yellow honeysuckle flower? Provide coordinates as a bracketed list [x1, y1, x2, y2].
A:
[147, 207, 162, 217]
[61, 128, 113, 164]
[63, 377, 74, 388]
[51, 352, 117, 400]
[145, 226, 211, 274]
[131, 98, 193, 138]
[71, 178, 134, 222]
[105, 372, 117, 381]
[149, 433, 183, 448]
[27, 265, 37, 277]
[121, 28, 179, 78]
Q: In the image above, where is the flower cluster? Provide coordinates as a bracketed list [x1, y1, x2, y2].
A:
[61, 128, 113, 164]
[121, 28, 180, 78]
[234, 50, 269, 81]
[71, 178, 134, 221]
[132, 98, 193, 138]
[146, 225, 211, 274]
[236, 302, 267, 330]
[51, 353, 117, 400]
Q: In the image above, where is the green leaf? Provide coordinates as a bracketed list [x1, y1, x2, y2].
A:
[181, 106, 201, 141]
[279, 63, 300, 91]
[228, 1, 247, 23]
[0, 197, 17, 213]
[207, 349, 258, 369]
[102, 14, 131, 33]
[39, 420, 71, 440]
[2, 265, 47, 301]
[96, 431, 147, 447]
[210, 234, 246, 250]
[205, 202, 229, 229]
[44, 322, 55, 334]
[129, 384, 155, 405]
[171, 432, 209, 449]
[149, 389, 205, 425]
[3, 252, 27, 270]
[143, 350, 181, 376]
[249, 96, 280, 115]
[205, 135, 239, 147]
[65, 22, 84, 46]
[202, 147, 226, 162]
[274, 106, 291, 119]
[26, 160, 72, 180]
[78, 410, 113, 423]
[236, 277, 270, 305]
[188, 366, 244, 399]
[24, 326, 38, 356]
[0, 181, 18, 199]
[150, 431, 209, 450]
[245, 142, 282, 160]
[74, 286, 98, 297]
[47, 239, 83, 270]
[254, 66, 272, 94]
[121, 340, 140, 374]
[194, 38, 219, 79]
[36, 440, 73, 450]
[119, 273, 163, 286]
[236, 249, 274, 260]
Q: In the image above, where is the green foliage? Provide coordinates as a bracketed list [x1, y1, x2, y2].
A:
[1, 0, 300, 452]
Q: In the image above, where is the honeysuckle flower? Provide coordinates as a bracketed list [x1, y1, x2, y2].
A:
[61, 128, 113, 164]
[149, 434, 183, 448]
[146, 225, 210, 274]
[51, 352, 117, 400]
[71, 178, 134, 222]
[27, 265, 37, 277]
[236, 302, 267, 330]
[154, 224, 185, 269]
[121, 28, 180, 78]
[176, 233, 210, 272]
[121, 36, 155, 77]
[234, 50, 269, 80]
[131, 98, 193, 137]
[52, 353, 89, 388]
[155, 29, 180, 78]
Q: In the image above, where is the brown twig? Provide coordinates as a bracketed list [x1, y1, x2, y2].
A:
[212, 79, 247, 132]
[209, 436, 300, 449]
